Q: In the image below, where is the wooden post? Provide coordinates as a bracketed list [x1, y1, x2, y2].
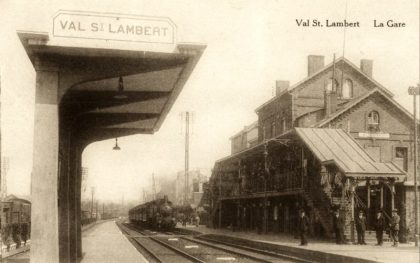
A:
[237, 200, 240, 231]
[350, 179, 355, 243]
[391, 181, 395, 210]
[367, 181, 371, 208]
[367, 180, 371, 228]
[380, 184, 384, 209]
[263, 143, 269, 233]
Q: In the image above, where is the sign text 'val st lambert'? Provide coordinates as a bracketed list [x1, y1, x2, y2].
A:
[53, 11, 176, 44]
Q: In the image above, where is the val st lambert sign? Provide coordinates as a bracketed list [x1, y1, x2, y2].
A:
[53, 11, 176, 44]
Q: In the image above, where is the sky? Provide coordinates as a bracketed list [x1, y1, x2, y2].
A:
[0, 0, 418, 202]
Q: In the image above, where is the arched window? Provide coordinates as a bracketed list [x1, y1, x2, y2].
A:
[367, 111, 380, 132]
[325, 78, 338, 92]
[342, 79, 353, 99]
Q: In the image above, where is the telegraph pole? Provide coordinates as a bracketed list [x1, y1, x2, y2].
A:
[408, 84, 419, 247]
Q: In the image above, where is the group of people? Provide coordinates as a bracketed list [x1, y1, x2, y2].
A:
[1, 222, 30, 251]
[297, 208, 400, 247]
[180, 214, 200, 227]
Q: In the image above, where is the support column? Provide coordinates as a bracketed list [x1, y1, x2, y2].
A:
[390, 181, 395, 210]
[380, 184, 384, 209]
[31, 68, 59, 263]
[236, 201, 240, 231]
[367, 181, 371, 208]
[60, 141, 83, 262]
[76, 146, 83, 259]
[367, 180, 371, 227]
[68, 144, 79, 262]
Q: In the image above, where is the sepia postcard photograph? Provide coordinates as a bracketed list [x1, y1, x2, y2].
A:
[0, 0, 419, 262]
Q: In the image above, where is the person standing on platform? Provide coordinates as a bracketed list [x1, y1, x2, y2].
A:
[390, 209, 400, 247]
[375, 210, 386, 245]
[356, 210, 367, 245]
[21, 222, 28, 246]
[333, 210, 345, 244]
[298, 209, 309, 246]
[195, 214, 200, 227]
[182, 213, 187, 227]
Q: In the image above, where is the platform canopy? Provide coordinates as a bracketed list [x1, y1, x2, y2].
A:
[18, 31, 206, 144]
[295, 128, 406, 179]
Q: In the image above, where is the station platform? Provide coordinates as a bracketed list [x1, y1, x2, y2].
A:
[3, 219, 148, 263]
[178, 224, 419, 263]
[81, 220, 147, 263]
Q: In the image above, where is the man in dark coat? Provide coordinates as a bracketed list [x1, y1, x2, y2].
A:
[21, 222, 29, 246]
[11, 223, 22, 249]
[390, 209, 400, 247]
[298, 209, 309, 245]
[333, 210, 345, 244]
[375, 210, 386, 245]
[355, 211, 367, 245]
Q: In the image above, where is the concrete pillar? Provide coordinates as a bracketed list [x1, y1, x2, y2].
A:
[76, 146, 83, 259]
[31, 67, 59, 263]
[68, 145, 79, 262]
[58, 134, 68, 261]
[58, 134, 81, 262]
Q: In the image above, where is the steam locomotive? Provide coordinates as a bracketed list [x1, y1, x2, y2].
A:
[128, 196, 176, 231]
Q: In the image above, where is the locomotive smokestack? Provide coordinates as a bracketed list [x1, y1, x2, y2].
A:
[164, 195, 168, 203]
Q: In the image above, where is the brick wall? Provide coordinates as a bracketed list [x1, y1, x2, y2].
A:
[257, 93, 293, 142]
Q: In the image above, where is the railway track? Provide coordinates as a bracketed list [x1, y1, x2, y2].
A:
[117, 221, 309, 263]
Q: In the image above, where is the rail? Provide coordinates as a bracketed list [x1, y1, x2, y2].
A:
[195, 235, 312, 263]
[180, 236, 274, 263]
[149, 237, 205, 263]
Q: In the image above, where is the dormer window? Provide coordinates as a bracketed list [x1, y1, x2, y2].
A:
[341, 79, 353, 99]
[367, 111, 380, 132]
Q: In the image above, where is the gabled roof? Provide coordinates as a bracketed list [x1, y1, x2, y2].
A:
[313, 88, 418, 128]
[295, 128, 405, 179]
[255, 57, 394, 113]
[3, 194, 31, 203]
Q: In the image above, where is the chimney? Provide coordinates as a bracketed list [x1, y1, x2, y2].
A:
[308, 55, 325, 76]
[275, 80, 289, 96]
[360, 59, 373, 77]
[324, 90, 338, 118]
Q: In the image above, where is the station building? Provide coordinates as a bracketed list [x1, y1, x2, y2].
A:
[208, 55, 419, 242]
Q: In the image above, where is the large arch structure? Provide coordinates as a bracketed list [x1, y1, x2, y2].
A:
[18, 31, 205, 263]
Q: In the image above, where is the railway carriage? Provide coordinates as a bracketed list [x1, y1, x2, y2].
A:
[1, 195, 31, 227]
[129, 195, 176, 231]
[1, 195, 31, 248]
